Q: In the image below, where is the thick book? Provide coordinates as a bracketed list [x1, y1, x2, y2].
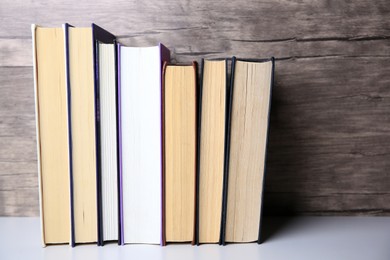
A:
[117, 43, 170, 245]
[162, 62, 197, 245]
[196, 59, 229, 245]
[64, 23, 116, 246]
[222, 57, 274, 244]
[32, 24, 71, 246]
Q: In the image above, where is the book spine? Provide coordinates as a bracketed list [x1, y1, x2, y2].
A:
[159, 44, 170, 246]
[220, 57, 236, 245]
[161, 61, 168, 246]
[117, 43, 124, 246]
[91, 24, 118, 246]
[31, 24, 46, 248]
[195, 59, 205, 246]
[257, 57, 275, 244]
[93, 28, 104, 246]
[63, 23, 76, 248]
[192, 61, 198, 246]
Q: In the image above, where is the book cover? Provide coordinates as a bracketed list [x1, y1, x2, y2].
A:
[116, 43, 124, 246]
[91, 23, 116, 247]
[65, 23, 116, 247]
[63, 23, 74, 247]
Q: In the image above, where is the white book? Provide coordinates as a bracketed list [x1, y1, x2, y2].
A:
[118, 43, 170, 244]
[98, 43, 119, 242]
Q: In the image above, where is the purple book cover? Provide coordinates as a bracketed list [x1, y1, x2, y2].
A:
[91, 23, 116, 247]
[159, 43, 170, 246]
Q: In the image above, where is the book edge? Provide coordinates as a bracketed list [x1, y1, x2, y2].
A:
[116, 43, 124, 246]
[257, 57, 275, 244]
[195, 59, 204, 246]
[161, 61, 168, 246]
[160, 44, 170, 246]
[31, 23, 46, 248]
[63, 23, 76, 248]
[192, 61, 198, 246]
[220, 57, 232, 246]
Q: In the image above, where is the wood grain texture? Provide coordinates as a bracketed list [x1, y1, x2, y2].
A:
[0, 0, 390, 216]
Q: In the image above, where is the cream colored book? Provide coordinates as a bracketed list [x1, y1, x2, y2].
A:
[66, 25, 98, 245]
[32, 24, 71, 246]
[163, 63, 197, 244]
[198, 59, 227, 244]
[224, 57, 274, 243]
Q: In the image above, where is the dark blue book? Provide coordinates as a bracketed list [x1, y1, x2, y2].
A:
[221, 57, 275, 245]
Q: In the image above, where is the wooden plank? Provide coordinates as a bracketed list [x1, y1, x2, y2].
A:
[0, 0, 389, 39]
[0, 67, 38, 216]
[0, 137, 36, 162]
[0, 67, 34, 114]
[0, 189, 38, 216]
[0, 67, 35, 139]
[0, 115, 35, 138]
[264, 193, 390, 216]
[1, 37, 390, 67]
[265, 57, 390, 197]
[0, 39, 32, 67]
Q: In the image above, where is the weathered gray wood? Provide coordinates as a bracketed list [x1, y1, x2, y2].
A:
[0, 39, 32, 67]
[0, 0, 390, 216]
[0, 67, 37, 216]
[1, 0, 390, 39]
[265, 58, 390, 200]
[1, 37, 390, 66]
[264, 193, 390, 216]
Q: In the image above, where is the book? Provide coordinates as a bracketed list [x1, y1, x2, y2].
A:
[222, 57, 274, 244]
[196, 59, 229, 244]
[97, 41, 119, 244]
[32, 24, 71, 246]
[65, 23, 115, 246]
[92, 25, 117, 246]
[118, 43, 170, 244]
[162, 62, 197, 245]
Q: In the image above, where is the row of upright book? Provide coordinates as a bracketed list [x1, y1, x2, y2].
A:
[32, 23, 274, 247]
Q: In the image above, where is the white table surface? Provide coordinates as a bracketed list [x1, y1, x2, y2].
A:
[1, 217, 390, 260]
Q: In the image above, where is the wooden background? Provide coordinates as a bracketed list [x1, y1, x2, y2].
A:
[1, 0, 390, 216]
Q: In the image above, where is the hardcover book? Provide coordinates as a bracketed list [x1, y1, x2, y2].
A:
[32, 24, 71, 246]
[196, 59, 229, 245]
[95, 34, 119, 245]
[222, 57, 274, 244]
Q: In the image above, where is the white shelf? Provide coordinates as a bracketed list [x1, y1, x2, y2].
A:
[1, 217, 390, 260]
